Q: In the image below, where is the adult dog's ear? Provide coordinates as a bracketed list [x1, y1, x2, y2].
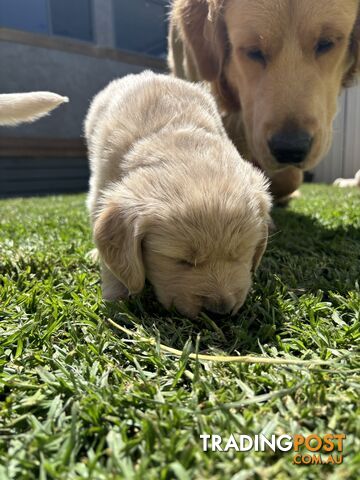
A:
[94, 201, 146, 295]
[175, 0, 225, 80]
[343, 6, 360, 86]
[173, 0, 239, 110]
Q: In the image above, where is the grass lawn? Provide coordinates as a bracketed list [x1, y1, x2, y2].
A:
[0, 184, 359, 479]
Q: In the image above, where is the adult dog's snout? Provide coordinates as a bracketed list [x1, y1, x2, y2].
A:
[268, 130, 313, 165]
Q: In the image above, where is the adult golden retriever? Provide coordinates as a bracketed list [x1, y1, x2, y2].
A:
[169, 0, 360, 200]
[85, 71, 271, 318]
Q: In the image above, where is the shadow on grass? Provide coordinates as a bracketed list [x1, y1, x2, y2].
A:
[102, 206, 360, 356]
[267, 207, 360, 293]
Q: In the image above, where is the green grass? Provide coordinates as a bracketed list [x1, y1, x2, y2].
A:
[0, 184, 359, 480]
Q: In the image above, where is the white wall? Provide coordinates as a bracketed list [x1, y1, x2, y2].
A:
[313, 86, 360, 183]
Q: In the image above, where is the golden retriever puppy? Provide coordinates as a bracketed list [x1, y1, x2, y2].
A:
[0, 91, 68, 125]
[333, 169, 360, 187]
[85, 71, 271, 318]
[169, 0, 360, 200]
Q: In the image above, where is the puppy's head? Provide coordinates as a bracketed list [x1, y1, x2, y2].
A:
[94, 170, 271, 319]
[175, 0, 360, 172]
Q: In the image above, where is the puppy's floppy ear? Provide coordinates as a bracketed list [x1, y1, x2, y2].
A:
[251, 224, 268, 273]
[251, 181, 272, 272]
[94, 200, 146, 295]
[343, 6, 360, 86]
[175, 0, 239, 111]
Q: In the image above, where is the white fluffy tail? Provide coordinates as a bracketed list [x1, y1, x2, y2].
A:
[0, 91, 69, 126]
[333, 170, 360, 187]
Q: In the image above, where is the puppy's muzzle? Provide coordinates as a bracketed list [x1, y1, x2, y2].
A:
[268, 130, 313, 166]
[202, 296, 235, 315]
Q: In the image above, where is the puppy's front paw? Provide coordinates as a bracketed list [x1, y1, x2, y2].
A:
[101, 262, 129, 301]
[86, 248, 99, 263]
[268, 217, 277, 233]
[102, 280, 129, 302]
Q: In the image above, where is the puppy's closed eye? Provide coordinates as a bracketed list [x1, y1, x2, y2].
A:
[177, 259, 195, 267]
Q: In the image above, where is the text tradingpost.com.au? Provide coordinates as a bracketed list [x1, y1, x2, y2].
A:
[200, 434, 346, 465]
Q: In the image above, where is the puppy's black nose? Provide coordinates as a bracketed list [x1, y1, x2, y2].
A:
[268, 130, 313, 165]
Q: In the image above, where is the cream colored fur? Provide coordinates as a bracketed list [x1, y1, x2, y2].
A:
[333, 169, 360, 187]
[0, 92, 68, 126]
[85, 71, 271, 318]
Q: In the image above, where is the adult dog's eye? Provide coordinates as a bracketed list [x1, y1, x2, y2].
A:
[246, 48, 267, 66]
[315, 39, 335, 56]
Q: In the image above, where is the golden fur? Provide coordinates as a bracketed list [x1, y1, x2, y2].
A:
[169, 0, 360, 199]
[85, 71, 271, 318]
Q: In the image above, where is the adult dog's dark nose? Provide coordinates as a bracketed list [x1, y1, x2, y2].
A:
[268, 130, 313, 165]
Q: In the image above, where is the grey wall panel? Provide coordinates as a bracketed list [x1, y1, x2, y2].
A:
[0, 41, 145, 138]
[93, 0, 114, 47]
[313, 93, 346, 184]
[313, 86, 360, 183]
[343, 84, 360, 179]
